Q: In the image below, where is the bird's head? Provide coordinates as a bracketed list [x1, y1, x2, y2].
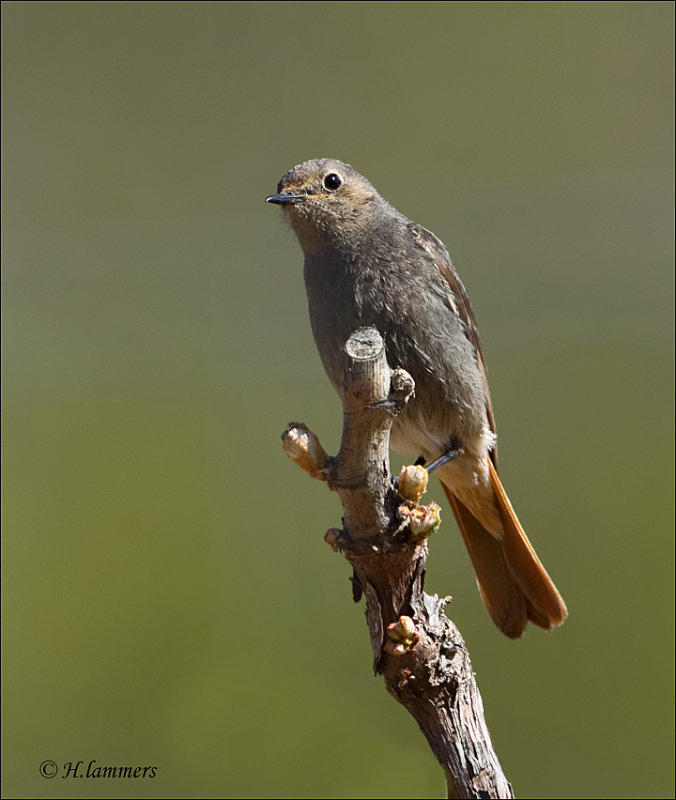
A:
[266, 158, 386, 254]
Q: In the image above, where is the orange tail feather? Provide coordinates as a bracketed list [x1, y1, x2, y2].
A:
[441, 463, 567, 638]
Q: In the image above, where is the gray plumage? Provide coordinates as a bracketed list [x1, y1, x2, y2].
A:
[267, 158, 567, 638]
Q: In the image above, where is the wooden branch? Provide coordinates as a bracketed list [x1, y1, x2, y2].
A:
[282, 327, 514, 800]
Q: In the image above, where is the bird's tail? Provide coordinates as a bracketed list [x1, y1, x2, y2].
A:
[440, 460, 567, 638]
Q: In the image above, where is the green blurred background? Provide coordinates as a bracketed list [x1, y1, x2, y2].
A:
[2, 2, 673, 798]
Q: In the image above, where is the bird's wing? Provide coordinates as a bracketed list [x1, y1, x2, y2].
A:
[409, 223, 498, 467]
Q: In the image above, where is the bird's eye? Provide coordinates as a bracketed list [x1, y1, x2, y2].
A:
[323, 173, 342, 191]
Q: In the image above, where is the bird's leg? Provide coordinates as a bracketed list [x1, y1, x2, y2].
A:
[419, 440, 465, 474]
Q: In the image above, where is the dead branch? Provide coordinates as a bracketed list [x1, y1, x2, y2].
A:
[282, 327, 514, 800]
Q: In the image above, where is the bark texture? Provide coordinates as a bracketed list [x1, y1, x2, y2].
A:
[282, 328, 514, 799]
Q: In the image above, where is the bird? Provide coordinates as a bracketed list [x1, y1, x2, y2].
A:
[266, 158, 567, 638]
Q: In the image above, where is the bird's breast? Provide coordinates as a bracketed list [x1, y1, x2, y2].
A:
[303, 250, 489, 451]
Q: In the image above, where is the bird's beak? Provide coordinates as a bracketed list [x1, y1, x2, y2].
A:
[265, 192, 306, 205]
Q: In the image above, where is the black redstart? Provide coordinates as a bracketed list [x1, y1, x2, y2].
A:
[267, 158, 567, 638]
